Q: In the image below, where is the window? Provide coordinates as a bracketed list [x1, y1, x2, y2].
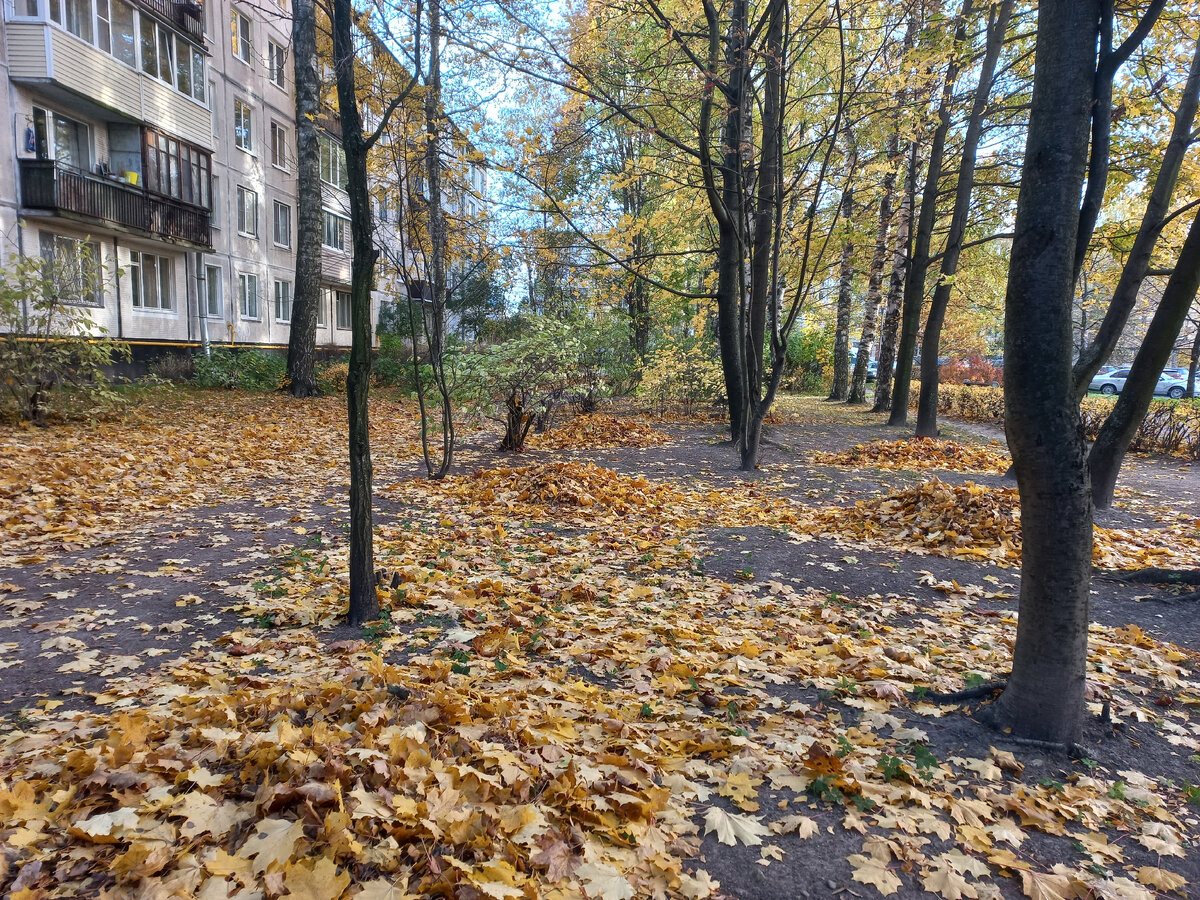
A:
[140, 16, 175, 82]
[269, 41, 287, 88]
[316, 291, 326, 327]
[322, 210, 347, 251]
[319, 134, 346, 189]
[238, 272, 259, 318]
[95, 0, 110, 52]
[143, 129, 211, 207]
[231, 9, 251, 62]
[39, 233, 103, 307]
[272, 201, 291, 247]
[111, 0, 135, 66]
[270, 121, 288, 168]
[128, 250, 173, 311]
[335, 290, 351, 329]
[237, 186, 258, 237]
[204, 265, 222, 317]
[34, 109, 92, 171]
[234, 99, 253, 152]
[63, 0, 93, 43]
[274, 280, 292, 322]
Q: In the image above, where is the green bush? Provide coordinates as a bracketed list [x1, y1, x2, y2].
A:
[193, 348, 286, 390]
[784, 326, 834, 393]
[0, 251, 130, 425]
[316, 358, 350, 394]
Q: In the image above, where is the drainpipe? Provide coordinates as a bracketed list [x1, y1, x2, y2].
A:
[184, 250, 192, 344]
[196, 251, 210, 356]
[112, 235, 123, 339]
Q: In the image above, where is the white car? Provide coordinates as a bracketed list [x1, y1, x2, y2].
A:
[1089, 368, 1188, 399]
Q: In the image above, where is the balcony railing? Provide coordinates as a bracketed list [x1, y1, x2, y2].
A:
[136, 0, 205, 43]
[19, 160, 211, 249]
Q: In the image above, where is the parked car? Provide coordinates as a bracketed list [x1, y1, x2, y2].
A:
[1090, 368, 1188, 399]
[866, 360, 878, 382]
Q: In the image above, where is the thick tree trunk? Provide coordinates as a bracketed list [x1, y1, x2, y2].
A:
[873, 142, 917, 413]
[285, 0, 323, 398]
[332, 0, 378, 626]
[848, 159, 896, 405]
[1089, 208, 1200, 508]
[1071, 32, 1200, 402]
[916, 0, 1011, 437]
[888, 0, 972, 427]
[829, 236, 854, 401]
[985, 0, 1101, 747]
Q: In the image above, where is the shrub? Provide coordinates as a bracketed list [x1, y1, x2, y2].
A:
[0, 251, 130, 425]
[316, 359, 350, 394]
[458, 317, 581, 451]
[193, 348, 286, 390]
[784, 326, 834, 393]
[148, 352, 195, 382]
[638, 334, 723, 413]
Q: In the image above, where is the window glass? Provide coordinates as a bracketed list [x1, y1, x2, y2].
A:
[64, 0, 93, 43]
[205, 265, 222, 317]
[237, 186, 258, 236]
[175, 36, 192, 96]
[129, 251, 171, 310]
[231, 10, 251, 61]
[52, 113, 90, 170]
[111, 0, 136, 66]
[41, 233, 102, 307]
[234, 99, 252, 151]
[191, 47, 206, 103]
[322, 210, 346, 250]
[275, 280, 292, 322]
[270, 122, 287, 168]
[239, 273, 259, 318]
[273, 201, 291, 247]
[140, 13, 157, 76]
[157, 23, 173, 82]
[319, 135, 346, 189]
[269, 41, 286, 88]
[95, 0, 111, 52]
[335, 290, 351, 329]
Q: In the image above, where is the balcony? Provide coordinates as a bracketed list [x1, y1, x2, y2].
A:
[137, 0, 204, 43]
[20, 160, 211, 249]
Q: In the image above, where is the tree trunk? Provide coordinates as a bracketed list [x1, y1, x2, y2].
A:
[332, 0, 378, 626]
[888, 0, 972, 426]
[829, 236, 854, 401]
[873, 141, 917, 413]
[285, 0, 323, 398]
[916, 0, 1012, 437]
[1187, 324, 1200, 399]
[1070, 30, 1200, 402]
[420, 0, 453, 480]
[1089, 207, 1200, 508]
[984, 0, 1100, 747]
[848, 155, 897, 405]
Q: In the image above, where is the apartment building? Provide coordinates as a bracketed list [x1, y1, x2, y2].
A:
[0, 0, 486, 354]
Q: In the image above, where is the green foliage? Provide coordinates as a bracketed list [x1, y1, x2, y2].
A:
[457, 316, 581, 450]
[193, 348, 286, 391]
[637, 333, 723, 412]
[784, 325, 834, 394]
[0, 250, 130, 425]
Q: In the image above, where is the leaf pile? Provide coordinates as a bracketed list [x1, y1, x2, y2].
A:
[816, 478, 1200, 570]
[0, 391, 427, 563]
[531, 414, 673, 450]
[811, 437, 1011, 474]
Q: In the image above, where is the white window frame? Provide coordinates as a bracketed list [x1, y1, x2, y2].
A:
[322, 209, 347, 251]
[268, 40, 287, 89]
[236, 185, 258, 238]
[319, 134, 346, 190]
[231, 9, 251, 63]
[238, 271, 260, 320]
[274, 279, 292, 322]
[334, 289, 351, 330]
[270, 120, 288, 169]
[204, 264, 223, 317]
[128, 249, 174, 312]
[233, 98, 253, 152]
[272, 200, 291, 248]
[40, 232, 103, 308]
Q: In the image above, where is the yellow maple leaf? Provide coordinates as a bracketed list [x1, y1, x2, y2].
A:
[284, 857, 350, 900]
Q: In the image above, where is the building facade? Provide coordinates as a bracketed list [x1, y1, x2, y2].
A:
[0, 0, 485, 354]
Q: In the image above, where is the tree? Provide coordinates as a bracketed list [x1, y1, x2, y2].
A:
[983, 0, 1100, 746]
[914, 0, 1012, 436]
[330, 0, 405, 626]
[286, 0, 324, 399]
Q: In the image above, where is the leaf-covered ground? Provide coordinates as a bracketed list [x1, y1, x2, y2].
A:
[1, 390, 1198, 900]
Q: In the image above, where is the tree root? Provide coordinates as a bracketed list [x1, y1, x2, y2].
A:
[911, 680, 1006, 704]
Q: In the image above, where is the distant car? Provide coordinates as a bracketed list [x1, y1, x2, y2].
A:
[866, 360, 878, 382]
[1162, 367, 1188, 380]
[1090, 368, 1188, 399]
